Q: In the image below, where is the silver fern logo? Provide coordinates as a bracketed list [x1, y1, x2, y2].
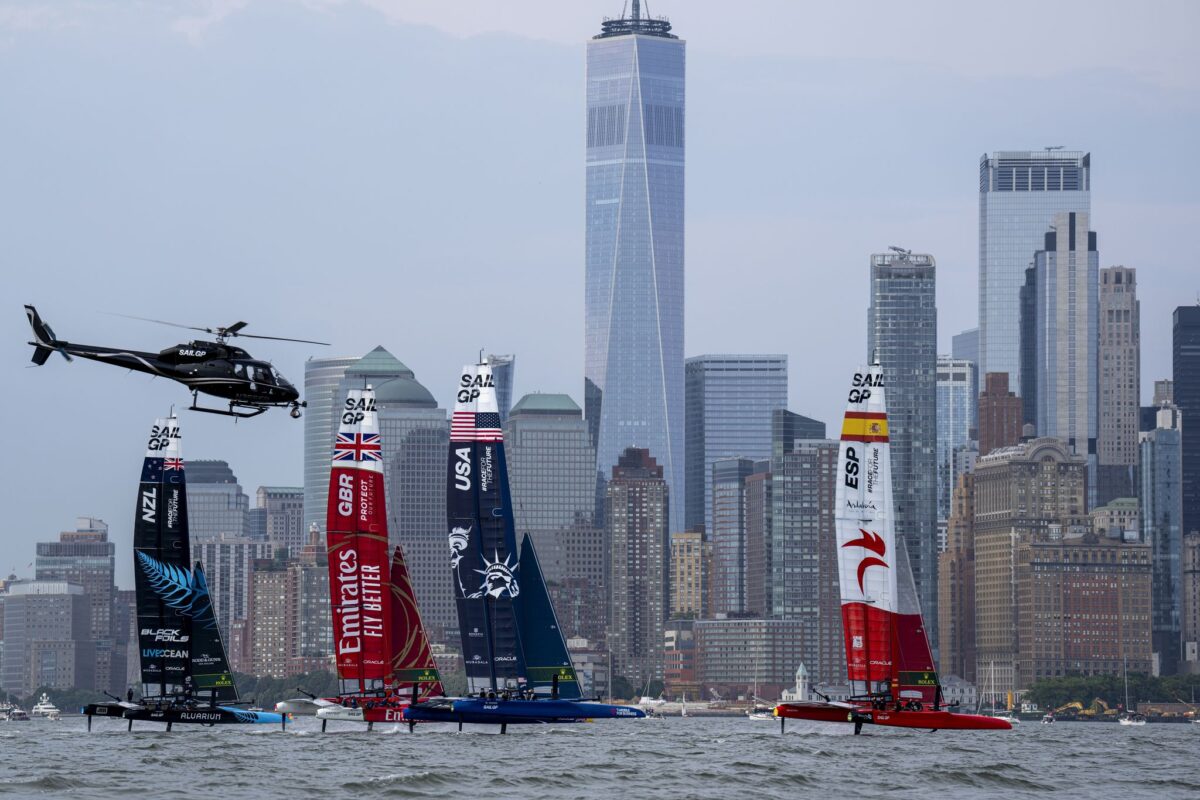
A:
[136, 551, 192, 612]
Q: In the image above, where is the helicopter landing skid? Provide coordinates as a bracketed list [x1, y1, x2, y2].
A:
[188, 394, 269, 419]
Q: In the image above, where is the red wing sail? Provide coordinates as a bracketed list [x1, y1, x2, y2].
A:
[892, 543, 939, 704]
[326, 387, 392, 694]
[388, 546, 444, 700]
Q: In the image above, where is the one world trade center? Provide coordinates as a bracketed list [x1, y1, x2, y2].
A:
[585, 2, 685, 532]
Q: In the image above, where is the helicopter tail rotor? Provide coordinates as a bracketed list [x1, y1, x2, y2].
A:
[24, 305, 72, 365]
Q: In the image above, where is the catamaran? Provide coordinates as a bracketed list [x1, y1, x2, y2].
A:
[312, 387, 445, 731]
[83, 415, 284, 730]
[774, 364, 1010, 734]
[403, 362, 644, 731]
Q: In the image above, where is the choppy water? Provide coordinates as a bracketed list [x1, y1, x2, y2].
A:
[1, 715, 1197, 799]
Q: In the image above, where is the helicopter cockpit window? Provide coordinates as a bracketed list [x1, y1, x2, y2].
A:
[234, 363, 246, 378]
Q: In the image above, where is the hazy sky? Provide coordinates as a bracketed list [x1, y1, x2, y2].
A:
[3, 0, 1198, 586]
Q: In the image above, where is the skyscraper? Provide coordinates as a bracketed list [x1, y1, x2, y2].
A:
[1098, 267, 1140, 505]
[669, 530, 704, 618]
[768, 411, 842, 684]
[952, 327, 980, 430]
[742, 464, 772, 618]
[256, 487, 304, 556]
[978, 372, 1023, 456]
[973, 438, 1088, 694]
[34, 518, 123, 694]
[1140, 405, 1183, 673]
[0, 581, 93, 696]
[1176, 306, 1200, 540]
[186, 460, 249, 542]
[710, 457, 755, 616]
[684, 355, 787, 533]
[978, 150, 1090, 395]
[586, 3, 686, 533]
[867, 249, 938, 642]
[303, 355, 359, 537]
[937, 472, 976, 683]
[606, 447, 669, 685]
[937, 356, 976, 526]
[1032, 212, 1099, 507]
[193, 536, 272, 646]
[340, 353, 452, 642]
[505, 392, 605, 643]
[487, 354, 516, 423]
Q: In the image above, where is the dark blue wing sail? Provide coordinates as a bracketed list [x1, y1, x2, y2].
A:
[187, 563, 239, 702]
[515, 534, 582, 699]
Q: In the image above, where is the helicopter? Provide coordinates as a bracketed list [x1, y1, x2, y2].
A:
[24, 305, 328, 419]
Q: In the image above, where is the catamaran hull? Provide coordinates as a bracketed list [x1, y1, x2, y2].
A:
[404, 698, 645, 725]
[124, 706, 285, 726]
[775, 701, 1012, 731]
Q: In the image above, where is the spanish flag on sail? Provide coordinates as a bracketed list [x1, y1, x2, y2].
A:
[841, 411, 889, 442]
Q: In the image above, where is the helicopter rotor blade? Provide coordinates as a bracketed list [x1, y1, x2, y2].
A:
[224, 321, 249, 335]
[106, 312, 213, 335]
[233, 332, 331, 346]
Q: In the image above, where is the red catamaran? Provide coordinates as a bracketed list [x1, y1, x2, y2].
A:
[315, 386, 444, 730]
[774, 364, 1009, 734]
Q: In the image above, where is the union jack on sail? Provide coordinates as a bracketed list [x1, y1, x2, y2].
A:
[334, 432, 382, 462]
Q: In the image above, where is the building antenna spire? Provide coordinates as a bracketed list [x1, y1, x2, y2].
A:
[632, 0, 640, 21]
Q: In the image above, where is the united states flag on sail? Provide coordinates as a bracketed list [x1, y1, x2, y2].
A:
[451, 412, 503, 442]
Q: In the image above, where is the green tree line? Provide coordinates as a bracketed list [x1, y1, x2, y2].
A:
[1026, 673, 1200, 711]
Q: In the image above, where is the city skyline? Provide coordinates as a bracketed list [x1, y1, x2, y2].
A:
[3, 0, 1199, 584]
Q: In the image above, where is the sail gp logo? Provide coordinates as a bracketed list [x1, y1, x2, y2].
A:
[843, 529, 888, 593]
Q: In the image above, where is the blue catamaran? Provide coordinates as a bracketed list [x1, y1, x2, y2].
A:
[403, 362, 643, 732]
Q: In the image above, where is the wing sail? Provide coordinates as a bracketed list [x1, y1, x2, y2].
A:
[326, 388, 392, 695]
[835, 367, 898, 691]
[448, 363, 526, 694]
[133, 416, 191, 697]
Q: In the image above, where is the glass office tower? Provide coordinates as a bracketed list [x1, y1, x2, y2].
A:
[979, 151, 1090, 396]
[684, 355, 787, 534]
[585, 5, 685, 532]
[867, 250, 939, 648]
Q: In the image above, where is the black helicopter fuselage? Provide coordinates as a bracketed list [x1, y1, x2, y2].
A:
[42, 338, 299, 406]
[24, 304, 314, 418]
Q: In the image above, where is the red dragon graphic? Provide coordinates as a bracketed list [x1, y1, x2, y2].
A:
[843, 529, 888, 593]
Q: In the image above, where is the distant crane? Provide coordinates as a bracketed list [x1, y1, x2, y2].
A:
[1044, 145, 1065, 151]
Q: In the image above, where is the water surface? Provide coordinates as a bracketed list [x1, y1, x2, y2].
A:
[1, 715, 1196, 799]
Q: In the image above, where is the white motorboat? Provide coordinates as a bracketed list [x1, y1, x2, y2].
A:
[6, 708, 30, 722]
[1041, 714, 1055, 724]
[30, 693, 61, 720]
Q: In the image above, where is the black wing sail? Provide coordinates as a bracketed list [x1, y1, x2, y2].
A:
[449, 363, 527, 694]
[188, 563, 239, 702]
[133, 416, 191, 698]
[515, 534, 582, 699]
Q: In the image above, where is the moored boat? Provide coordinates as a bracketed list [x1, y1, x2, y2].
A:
[774, 363, 1010, 734]
[30, 693, 60, 720]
